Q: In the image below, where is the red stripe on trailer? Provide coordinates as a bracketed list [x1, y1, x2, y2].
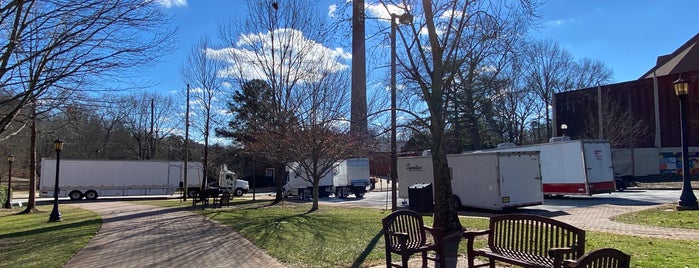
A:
[543, 183, 587, 194]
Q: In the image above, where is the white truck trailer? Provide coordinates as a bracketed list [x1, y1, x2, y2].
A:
[398, 152, 543, 211]
[285, 161, 335, 199]
[40, 159, 203, 200]
[332, 158, 370, 198]
[471, 138, 616, 196]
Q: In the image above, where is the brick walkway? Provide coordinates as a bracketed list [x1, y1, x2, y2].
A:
[552, 203, 699, 240]
[65, 202, 285, 268]
[65, 195, 699, 268]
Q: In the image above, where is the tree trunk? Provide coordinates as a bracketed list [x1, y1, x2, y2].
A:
[311, 179, 319, 211]
[273, 162, 285, 204]
[21, 106, 38, 214]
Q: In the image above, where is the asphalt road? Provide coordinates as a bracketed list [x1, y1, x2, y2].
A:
[314, 188, 683, 213]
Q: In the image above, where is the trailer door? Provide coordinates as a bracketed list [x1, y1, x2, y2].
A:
[498, 153, 544, 208]
[582, 142, 616, 194]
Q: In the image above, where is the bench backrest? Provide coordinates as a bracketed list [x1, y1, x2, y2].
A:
[382, 210, 427, 251]
[564, 247, 630, 268]
[220, 192, 231, 206]
[488, 214, 585, 261]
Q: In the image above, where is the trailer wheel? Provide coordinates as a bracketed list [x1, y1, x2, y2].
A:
[83, 190, 98, 200]
[615, 178, 627, 192]
[68, 190, 84, 200]
[234, 188, 244, 196]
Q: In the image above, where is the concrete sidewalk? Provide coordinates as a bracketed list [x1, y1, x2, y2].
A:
[65, 202, 285, 268]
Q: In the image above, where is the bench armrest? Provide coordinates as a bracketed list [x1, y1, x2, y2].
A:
[385, 231, 410, 250]
[548, 247, 577, 268]
[423, 225, 445, 242]
[462, 229, 490, 252]
[462, 229, 489, 239]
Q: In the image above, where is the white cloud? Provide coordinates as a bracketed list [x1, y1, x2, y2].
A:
[365, 2, 411, 23]
[155, 0, 187, 8]
[440, 9, 466, 20]
[207, 28, 351, 83]
[328, 4, 337, 18]
[545, 18, 575, 27]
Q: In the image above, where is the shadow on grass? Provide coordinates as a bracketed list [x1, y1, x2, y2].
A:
[350, 230, 383, 268]
[0, 218, 102, 240]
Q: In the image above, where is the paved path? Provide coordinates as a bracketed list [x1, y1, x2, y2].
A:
[552, 203, 699, 240]
[64, 193, 699, 268]
[65, 202, 285, 268]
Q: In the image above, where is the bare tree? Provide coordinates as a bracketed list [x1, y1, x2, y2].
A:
[446, 0, 538, 151]
[579, 96, 651, 149]
[216, 0, 351, 205]
[490, 53, 540, 145]
[0, 0, 174, 136]
[181, 37, 228, 189]
[568, 57, 614, 90]
[113, 92, 180, 160]
[0, 0, 174, 213]
[523, 39, 574, 140]
[381, 0, 539, 238]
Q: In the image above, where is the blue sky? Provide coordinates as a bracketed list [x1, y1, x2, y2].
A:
[536, 1, 699, 82]
[147, 0, 699, 95]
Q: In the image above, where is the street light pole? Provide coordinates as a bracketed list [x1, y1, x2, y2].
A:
[560, 124, 568, 137]
[49, 139, 65, 222]
[673, 77, 698, 210]
[4, 154, 14, 209]
[390, 12, 413, 211]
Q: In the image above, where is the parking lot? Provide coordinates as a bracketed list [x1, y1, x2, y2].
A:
[315, 188, 681, 213]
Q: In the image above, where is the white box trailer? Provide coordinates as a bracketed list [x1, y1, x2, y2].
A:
[471, 139, 616, 196]
[285, 161, 335, 199]
[398, 152, 543, 210]
[333, 158, 371, 198]
[39, 159, 204, 200]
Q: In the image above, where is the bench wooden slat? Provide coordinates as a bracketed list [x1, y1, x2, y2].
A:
[464, 214, 585, 268]
[382, 210, 445, 268]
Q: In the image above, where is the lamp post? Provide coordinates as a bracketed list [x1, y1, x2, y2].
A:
[390, 12, 413, 211]
[3, 154, 14, 209]
[673, 77, 698, 210]
[49, 139, 65, 222]
[560, 124, 568, 137]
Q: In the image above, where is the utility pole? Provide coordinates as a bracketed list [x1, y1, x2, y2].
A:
[184, 84, 190, 201]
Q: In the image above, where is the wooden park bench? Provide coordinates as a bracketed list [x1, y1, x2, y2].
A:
[217, 192, 231, 208]
[563, 248, 630, 268]
[462, 214, 585, 268]
[381, 210, 445, 268]
[192, 192, 209, 208]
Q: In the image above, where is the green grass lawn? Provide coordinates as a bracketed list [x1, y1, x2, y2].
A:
[195, 201, 489, 267]
[3, 197, 699, 268]
[0, 205, 101, 268]
[613, 203, 699, 230]
[188, 199, 699, 268]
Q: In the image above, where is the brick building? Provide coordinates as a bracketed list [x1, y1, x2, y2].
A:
[554, 33, 699, 177]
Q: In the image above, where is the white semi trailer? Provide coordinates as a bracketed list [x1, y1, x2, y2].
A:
[471, 138, 616, 196]
[332, 158, 370, 198]
[285, 161, 335, 199]
[285, 158, 371, 199]
[39, 159, 248, 200]
[398, 152, 543, 211]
